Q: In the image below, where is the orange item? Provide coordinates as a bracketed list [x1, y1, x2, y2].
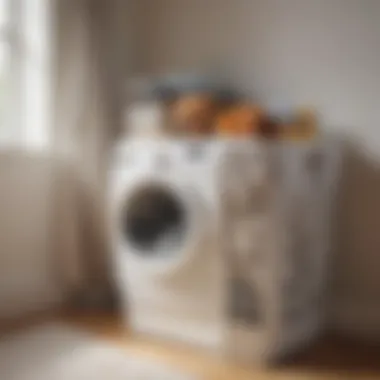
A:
[171, 94, 217, 136]
[215, 104, 265, 137]
[281, 108, 318, 141]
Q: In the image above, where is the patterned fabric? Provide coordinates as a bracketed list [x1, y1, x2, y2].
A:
[228, 277, 262, 326]
[220, 139, 339, 362]
[220, 144, 272, 329]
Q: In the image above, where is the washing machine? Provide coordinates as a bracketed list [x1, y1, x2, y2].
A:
[108, 139, 234, 350]
[108, 136, 340, 362]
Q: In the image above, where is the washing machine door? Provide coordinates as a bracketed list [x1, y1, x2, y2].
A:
[114, 177, 209, 279]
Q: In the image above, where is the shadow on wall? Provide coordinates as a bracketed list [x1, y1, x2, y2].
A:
[330, 137, 380, 337]
[0, 152, 64, 318]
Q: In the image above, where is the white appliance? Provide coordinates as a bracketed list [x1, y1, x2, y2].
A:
[123, 101, 169, 138]
[109, 139, 230, 350]
[108, 137, 341, 363]
[220, 137, 341, 364]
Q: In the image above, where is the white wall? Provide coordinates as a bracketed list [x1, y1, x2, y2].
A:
[0, 152, 64, 318]
[138, 0, 380, 144]
[135, 0, 380, 338]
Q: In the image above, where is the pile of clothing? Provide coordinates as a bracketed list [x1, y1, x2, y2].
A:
[124, 73, 318, 140]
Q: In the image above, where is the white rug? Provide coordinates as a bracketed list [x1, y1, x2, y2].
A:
[0, 323, 198, 380]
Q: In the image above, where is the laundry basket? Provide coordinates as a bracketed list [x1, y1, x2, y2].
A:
[220, 137, 341, 366]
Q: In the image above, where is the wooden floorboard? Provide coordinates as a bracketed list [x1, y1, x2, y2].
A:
[57, 310, 380, 380]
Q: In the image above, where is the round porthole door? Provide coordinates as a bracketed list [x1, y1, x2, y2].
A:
[117, 179, 208, 279]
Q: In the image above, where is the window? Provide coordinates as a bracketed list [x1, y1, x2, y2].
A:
[0, 0, 50, 149]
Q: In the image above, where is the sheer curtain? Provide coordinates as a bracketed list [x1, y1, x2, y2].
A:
[51, 0, 128, 308]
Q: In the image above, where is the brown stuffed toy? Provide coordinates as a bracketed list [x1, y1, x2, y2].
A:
[214, 104, 265, 137]
[258, 116, 280, 139]
[170, 93, 218, 136]
[281, 108, 318, 141]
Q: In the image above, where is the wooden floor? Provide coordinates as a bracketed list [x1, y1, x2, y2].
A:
[58, 311, 380, 380]
[2, 310, 380, 380]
